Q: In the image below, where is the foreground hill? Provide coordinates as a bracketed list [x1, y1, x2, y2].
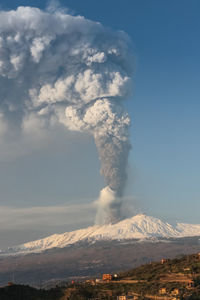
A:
[2, 214, 200, 255]
[0, 285, 63, 300]
[0, 253, 200, 299]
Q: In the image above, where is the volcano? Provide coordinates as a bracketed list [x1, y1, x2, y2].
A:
[2, 214, 200, 256]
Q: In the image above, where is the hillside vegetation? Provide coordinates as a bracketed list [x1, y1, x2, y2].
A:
[0, 285, 63, 300]
[0, 252, 200, 299]
[120, 253, 200, 280]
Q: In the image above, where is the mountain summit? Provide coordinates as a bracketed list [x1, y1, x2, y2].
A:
[3, 214, 200, 255]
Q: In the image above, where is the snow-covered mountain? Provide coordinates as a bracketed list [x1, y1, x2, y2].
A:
[2, 214, 200, 256]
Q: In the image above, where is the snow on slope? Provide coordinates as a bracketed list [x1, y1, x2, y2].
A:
[177, 222, 200, 237]
[2, 214, 200, 255]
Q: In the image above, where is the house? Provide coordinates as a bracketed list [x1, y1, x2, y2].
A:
[113, 273, 119, 280]
[86, 279, 96, 285]
[161, 259, 168, 264]
[183, 267, 190, 271]
[171, 288, 179, 295]
[187, 280, 195, 289]
[159, 288, 167, 294]
[102, 274, 112, 282]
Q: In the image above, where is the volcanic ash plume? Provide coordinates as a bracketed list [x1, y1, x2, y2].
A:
[95, 186, 122, 225]
[66, 98, 131, 224]
[0, 6, 133, 224]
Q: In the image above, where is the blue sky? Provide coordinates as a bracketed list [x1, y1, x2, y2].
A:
[0, 0, 199, 247]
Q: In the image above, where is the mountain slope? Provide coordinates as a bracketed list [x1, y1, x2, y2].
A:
[3, 214, 200, 255]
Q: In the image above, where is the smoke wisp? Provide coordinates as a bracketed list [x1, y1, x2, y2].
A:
[0, 6, 133, 224]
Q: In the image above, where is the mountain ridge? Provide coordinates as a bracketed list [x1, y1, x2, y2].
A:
[2, 214, 200, 256]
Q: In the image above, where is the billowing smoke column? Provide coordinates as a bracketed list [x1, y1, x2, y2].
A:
[0, 6, 133, 224]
